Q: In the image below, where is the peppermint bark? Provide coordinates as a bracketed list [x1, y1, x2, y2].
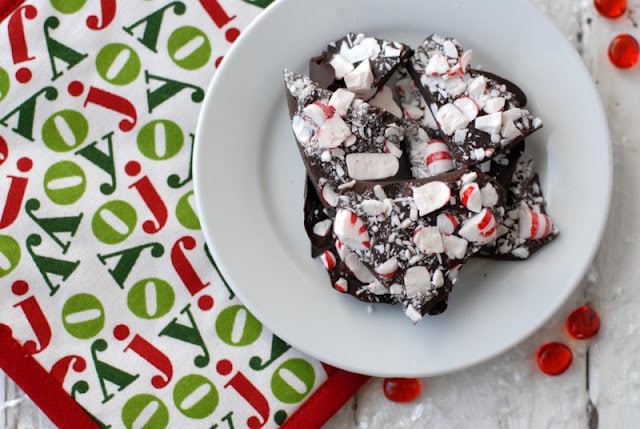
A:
[332, 170, 507, 322]
[407, 34, 543, 166]
[285, 71, 411, 212]
[309, 32, 413, 100]
[480, 159, 559, 260]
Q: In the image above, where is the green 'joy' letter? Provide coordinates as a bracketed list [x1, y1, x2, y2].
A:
[96, 43, 141, 86]
[122, 394, 169, 429]
[43, 17, 88, 81]
[167, 26, 211, 70]
[215, 305, 262, 347]
[41, 109, 89, 152]
[127, 278, 175, 320]
[123, 2, 186, 53]
[62, 293, 105, 339]
[173, 374, 219, 419]
[0, 67, 10, 102]
[271, 358, 316, 404]
[0, 235, 21, 277]
[43, 161, 87, 205]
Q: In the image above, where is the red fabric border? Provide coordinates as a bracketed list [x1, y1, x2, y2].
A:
[0, 0, 25, 22]
[0, 2, 368, 428]
[281, 366, 370, 428]
[0, 326, 100, 429]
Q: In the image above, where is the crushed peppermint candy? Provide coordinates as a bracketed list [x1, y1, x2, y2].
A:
[290, 32, 557, 323]
[310, 32, 414, 100]
[407, 34, 543, 166]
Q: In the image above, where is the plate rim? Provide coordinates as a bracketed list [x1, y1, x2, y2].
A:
[193, 0, 612, 377]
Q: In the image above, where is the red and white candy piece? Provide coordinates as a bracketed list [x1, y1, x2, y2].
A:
[375, 257, 399, 279]
[291, 115, 313, 144]
[403, 266, 431, 298]
[453, 96, 479, 121]
[384, 140, 403, 158]
[345, 153, 399, 180]
[344, 60, 374, 95]
[425, 139, 455, 176]
[318, 114, 352, 149]
[460, 182, 482, 213]
[412, 226, 444, 254]
[328, 88, 356, 117]
[312, 219, 332, 237]
[480, 183, 499, 208]
[329, 54, 355, 79]
[436, 103, 470, 136]
[360, 199, 388, 217]
[458, 49, 473, 73]
[405, 305, 422, 324]
[303, 102, 332, 126]
[344, 253, 377, 283]
[442, 40, 459, 58]
[426, 53, 451, 76]
[483, 97, 505, 114]
[334, 277, 348, 293]
[369, 86, 402, 118]
[474, 112, 502, 135]
[432, 269, 445, 288]
[442, 234, 468, 259]
[320, 183, 339, 207]
[467, 75, 487, 106]
[335, 239, 348, 260]
[334, 209, 370, 251]
[436, 213, 459, 234]
[518, 204, 553, 240]
[320, 251, 336, 270]
[458, 208, 498, 244]
[412, 181, 451, 216]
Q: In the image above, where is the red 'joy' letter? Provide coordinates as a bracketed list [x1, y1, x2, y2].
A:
[86, 0, 116, 30]
[8, 5, 37, 83]
[125, 161, 168, 234]
[171, 236, 210, 296]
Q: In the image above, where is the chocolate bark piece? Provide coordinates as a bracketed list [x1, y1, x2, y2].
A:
[284, 71, 411, 213]
[407, 34, 543, 166]
[473, 139, 525, 190]
[333, 170, 507, 322]
[480, 158, 559, 260]
[318, 238, 398, 305]
[303, 176, 333, 258]
[304, 176, 449, 315]
[309, 32, 413, 100]
[396, 68, 526, 183]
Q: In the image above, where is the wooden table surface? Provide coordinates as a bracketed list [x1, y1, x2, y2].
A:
[2, 0, 638, 427]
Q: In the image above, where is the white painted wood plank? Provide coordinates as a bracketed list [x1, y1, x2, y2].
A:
[326, 287, 591, 428]
[2, 371, 56, 429]
[580, 0, 640, 427]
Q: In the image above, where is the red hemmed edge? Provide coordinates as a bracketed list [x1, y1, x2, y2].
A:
[0, 326, 100, 429]
[0, 0, 26, 22]
[281, 364, 370, 429]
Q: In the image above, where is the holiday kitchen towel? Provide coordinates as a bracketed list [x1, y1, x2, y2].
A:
[0, 1, 369, 428]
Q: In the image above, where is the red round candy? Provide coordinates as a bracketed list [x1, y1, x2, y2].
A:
[536, 342, 573, 376]
[567, 305, 601, 339]
[382, 377, 422, 402]
[608, 33, 640, 68]
[594, 0, 627, 18]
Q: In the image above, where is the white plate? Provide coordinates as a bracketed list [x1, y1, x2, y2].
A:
[194, 0, 611, 377]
